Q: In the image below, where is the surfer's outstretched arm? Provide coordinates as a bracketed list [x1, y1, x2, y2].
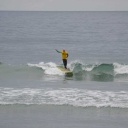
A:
[55, 49, 61, 53]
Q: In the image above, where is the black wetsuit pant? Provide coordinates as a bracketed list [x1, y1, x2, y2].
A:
[63, 59, 67, 69]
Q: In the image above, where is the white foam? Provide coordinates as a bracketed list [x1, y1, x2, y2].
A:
[114, 63, 128, 75]
[84, 65, 95, 71]
[28, 62, 64, 75]
[0, 87, 128, 108]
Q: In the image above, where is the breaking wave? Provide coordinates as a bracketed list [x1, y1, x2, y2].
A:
[28, 61, 128, 82]
[1, 61, 128, 82]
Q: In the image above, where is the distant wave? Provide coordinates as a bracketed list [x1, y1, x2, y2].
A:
[1, 61, 128, 82]
[0, 87, 128, 108]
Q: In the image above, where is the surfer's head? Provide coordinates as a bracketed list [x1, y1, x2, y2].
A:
[63, 49, 65, 52]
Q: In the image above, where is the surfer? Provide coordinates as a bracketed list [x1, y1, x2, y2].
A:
[55, 49, 69, 69]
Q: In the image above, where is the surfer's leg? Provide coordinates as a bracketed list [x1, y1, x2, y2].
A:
[65, 59, 67, 69]
[63, 59, 66, 68]
[63, 59, 67, 69]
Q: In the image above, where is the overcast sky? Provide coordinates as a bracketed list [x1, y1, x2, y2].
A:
[0, 0, 128, 11]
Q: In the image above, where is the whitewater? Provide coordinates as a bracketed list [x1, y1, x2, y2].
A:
[0, 87, 128, 108]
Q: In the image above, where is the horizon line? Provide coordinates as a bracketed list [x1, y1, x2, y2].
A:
[0, 10, 128, 12]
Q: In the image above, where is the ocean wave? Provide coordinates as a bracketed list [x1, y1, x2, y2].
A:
[1, 61, 128, 82]
[0, 87, 128, 108]
[69, 61, 128, 81]
[28, 61, 128, 75]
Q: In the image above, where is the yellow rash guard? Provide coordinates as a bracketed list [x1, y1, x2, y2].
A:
[60, 50, 68, 59]
[56, 49, 68, 59]
[55, 49, 69, 69]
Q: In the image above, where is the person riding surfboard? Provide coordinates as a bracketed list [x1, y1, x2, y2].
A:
[55, 49, 69, 69]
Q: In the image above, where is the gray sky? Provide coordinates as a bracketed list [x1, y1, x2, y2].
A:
[0, 0, 128, 11]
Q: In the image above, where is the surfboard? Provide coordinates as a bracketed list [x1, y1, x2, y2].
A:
[56, 65, 73, 76]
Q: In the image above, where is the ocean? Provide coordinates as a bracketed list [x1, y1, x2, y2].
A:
[0, 11, 128, 128]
